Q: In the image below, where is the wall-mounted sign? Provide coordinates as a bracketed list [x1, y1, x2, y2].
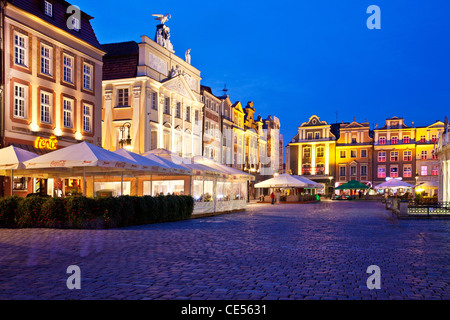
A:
[34, 136, 58, 150]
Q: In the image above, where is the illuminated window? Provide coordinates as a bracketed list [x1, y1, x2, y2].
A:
[431, 135, 437, 143]
[421, 150, 427, 160]
[83, 104, 92, 132]
[316, 147, 324, 157]
[40, 92, 52, 124]
[390, 166, 399, 178]
[40, 44, 52, 75]
[403, 165, 412, 178]
[83, 63, 93, 90]
[63, 54, 74, 83]
[340, 150, 346, 158]
[63, 98, 73, 128]
[390, 151, 398, 162]
[403, 150, 412, 161]
[432, 166, 439, 176]
[14, 33, 28, 66]
[391, 136, 398, 144]
[378, 166, 386, 178]
[378, 151, 386, 162]
[421, 166, 427, 176]
[14, 84, 27, 118]
[379, 137, 386, 145]
[420, 136, 426, 143]
[303, 147, 311, 158]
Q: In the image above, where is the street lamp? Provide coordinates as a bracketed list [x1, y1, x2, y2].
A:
[119, 122, 132, 150]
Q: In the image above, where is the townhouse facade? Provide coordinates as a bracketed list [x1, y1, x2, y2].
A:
[0, 0, 105, 196]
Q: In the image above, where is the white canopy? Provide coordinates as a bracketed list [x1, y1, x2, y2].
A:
[195, 156, 255, 180]
[140, 151, 192, 175]
[0, 146, 38, 170]
[293, 175, 324, 189]
[375, 178, 415, 189]
[113, 148, 172, 174]
[255, 173, 311, 188]
[416, 180, 438, 188]
[24, 141, 139, 170]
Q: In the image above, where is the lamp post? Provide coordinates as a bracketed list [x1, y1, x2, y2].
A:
[119, 122, 132, 150]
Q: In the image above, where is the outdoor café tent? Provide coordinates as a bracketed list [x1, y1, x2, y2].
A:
[293, 175, 324, 189]
[0, 146, 38, 196]
[23, 142, 141, 195]
[254, 174, 311, 189]
[335, 180, 370, 190]
[374, 178, 415, 190]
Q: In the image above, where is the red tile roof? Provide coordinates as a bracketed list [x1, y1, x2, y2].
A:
[102, 41, 139, 80]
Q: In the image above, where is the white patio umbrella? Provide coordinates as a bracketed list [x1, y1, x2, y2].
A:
[374, 178, 415, 189]
[254, 174, 310, 188]
[24, 142, 141, 196]
[0, 146, 38, 196]
[293, 175, 324, 189]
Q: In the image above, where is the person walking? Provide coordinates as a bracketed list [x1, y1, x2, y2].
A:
[270, 191, 275, 205]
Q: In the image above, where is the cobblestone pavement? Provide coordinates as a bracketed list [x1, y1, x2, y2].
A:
[0, 201, 448, 300]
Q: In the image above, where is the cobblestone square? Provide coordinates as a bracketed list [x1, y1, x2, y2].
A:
[0, 201, 448, 300]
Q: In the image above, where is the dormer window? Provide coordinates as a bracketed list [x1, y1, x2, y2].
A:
[44, 1, 53, 17]
[69, 16, 80, 31]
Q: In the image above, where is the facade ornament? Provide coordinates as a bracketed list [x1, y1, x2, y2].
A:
[152, 14, 171, 25]
[104, 90, 113, 101]
[133, 87, 141, 99]
[185, 48, 191, 64]
[153, 14, 175, 53]
[170, 65, 181, 78]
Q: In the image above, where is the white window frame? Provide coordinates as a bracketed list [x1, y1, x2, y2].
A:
[14, 32, 28, 67]
[40, 91, 52, 124]
[151, 92, 158, 110]
[44, 0, 53, 17]
[63, 54, 74, 83]
[83, 103, 92, 133]
[63, 98, 74, 129]
[40, 44, 52, 76]
[117, 88, 129, 107]
[378, 166, 386, 178]
[83, 63, 93, 91]
[14, 84, 27, 119]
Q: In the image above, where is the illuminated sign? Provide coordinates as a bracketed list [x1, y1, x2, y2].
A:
[34, 136, 58, 150]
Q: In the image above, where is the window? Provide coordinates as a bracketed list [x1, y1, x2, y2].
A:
[63, 54, 74, 83]
[63, 98, 73, 128]
[175, 102, 181, 118]
[379, 137, 386, 145]
[164, 97, 170, 114]
[186, 106, 191, 122]
[432, 166, 439, 176]
[205, 121, 209, 135]
[195, 110, 199, 125]
[390, 166, 399, 178]
[117, 88, 129, 106]
[307, 132, 313, 140]
[432, 151, 438, 160]
[350, 166, 357, 176]
[151, 92, 158, 110]
[70, 17, 80, 31]
[403, 165, 412, 178]
[421, 150, 427, 160]
[315, 132, 320, 139]
[340, 150, 346, 158]
[391, 136, 398, 144]
[378, 166, 386, 178]
[40, 44, 52, 75]
[350, 150, 357, 158]
[420, 135, 426, 143]
[431, 135, 437, 143]
[421, 166, 428, 176]
[403, 136, 410, 144]
[378, 151, 386, 162]
[13, 176, 28, 190]
[339, 166, 346, 177]
[361, 165, 368, 177]
[352, 137, 357, 144]
[40, 92, 51, 124]
[303, 147, 311, 158]
[403, 150, 412, 161]
[83, 63, 93, 91]
[83, 104, 92, 132]
[14, 84, 27, 118]
[14, 33, 28, 66]
[390, 151, 399, 162]
[44, 1, 53, 17]
[316, 147, 324, 157]
[361, 149, 367, 158]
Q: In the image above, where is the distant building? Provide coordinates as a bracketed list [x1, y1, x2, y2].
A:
[335, 119, 373, 188]
[436, 121, 450, 202]
[286, 115, 336, 195]
[200, 85, 221, 162]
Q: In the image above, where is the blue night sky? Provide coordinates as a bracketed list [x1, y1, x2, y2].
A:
[76, 0, 449, 145]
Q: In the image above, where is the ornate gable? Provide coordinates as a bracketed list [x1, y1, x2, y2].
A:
[162, 75, 197, 102]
